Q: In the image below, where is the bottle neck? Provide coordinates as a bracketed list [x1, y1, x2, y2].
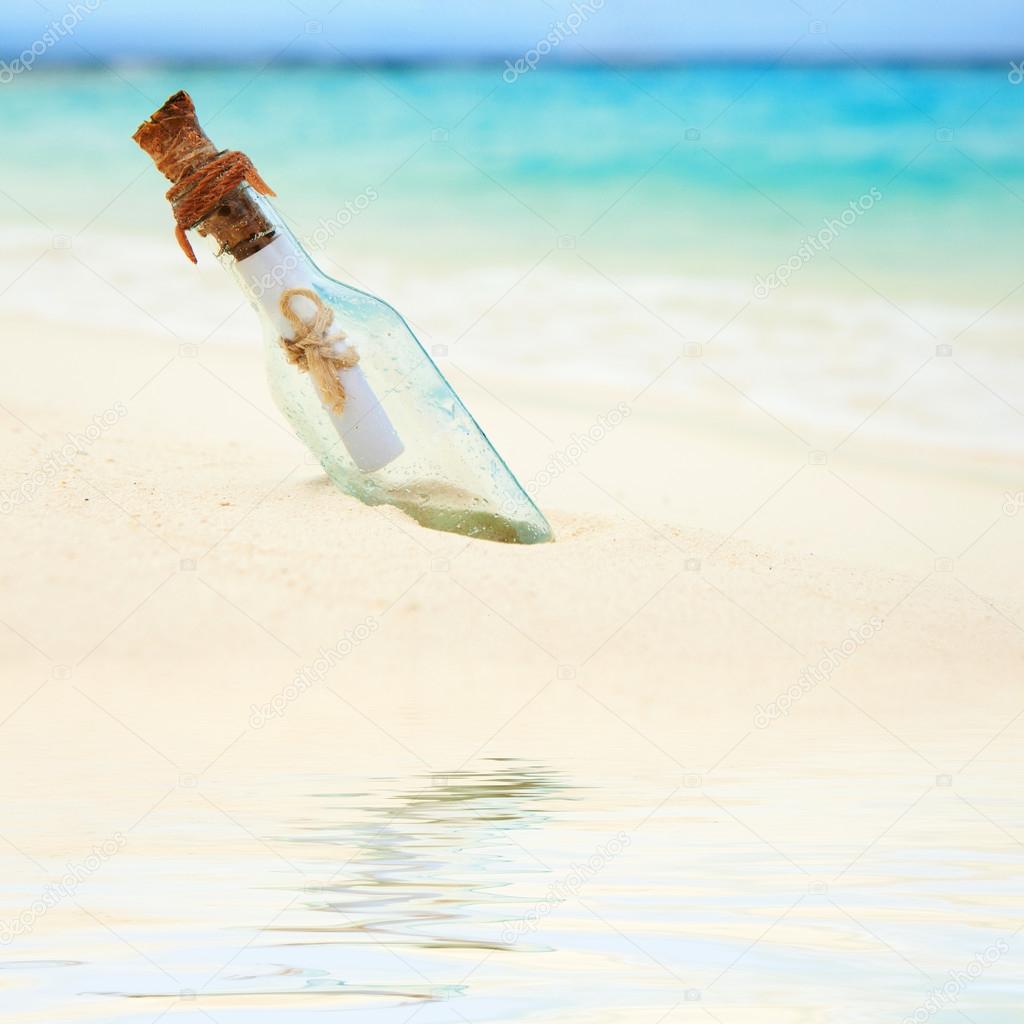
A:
[222, 194, 318, 331]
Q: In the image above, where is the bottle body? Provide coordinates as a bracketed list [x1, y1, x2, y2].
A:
[225, 198, 552, 544]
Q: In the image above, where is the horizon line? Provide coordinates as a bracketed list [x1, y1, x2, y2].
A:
[8, 52, 1020, 70]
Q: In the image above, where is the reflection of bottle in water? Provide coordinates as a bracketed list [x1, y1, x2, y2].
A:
[278, 764, 565, 952]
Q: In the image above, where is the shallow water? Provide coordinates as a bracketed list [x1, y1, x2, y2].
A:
[2, 65, 1024, 452]
[4, 755, 1021, 1022]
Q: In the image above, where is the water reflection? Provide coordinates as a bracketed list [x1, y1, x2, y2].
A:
[72, 763, 566, 1015]
[9, 759, 1024, 1022]
[273, 761, 567, 955]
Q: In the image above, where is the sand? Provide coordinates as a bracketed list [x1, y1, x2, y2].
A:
[2, 299, 1023, 1023]
[2, 308, 1021, 785]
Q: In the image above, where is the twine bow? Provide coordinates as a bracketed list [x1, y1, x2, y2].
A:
[278, 288, 359, 414]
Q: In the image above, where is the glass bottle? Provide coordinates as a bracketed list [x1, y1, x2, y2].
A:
[222, 194, 552, 544]
[134, 90, 550, 544]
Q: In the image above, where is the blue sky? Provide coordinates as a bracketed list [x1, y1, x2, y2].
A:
[3, 0, 1022, 62]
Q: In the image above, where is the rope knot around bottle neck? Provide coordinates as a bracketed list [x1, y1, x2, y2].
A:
[278, 288, 359, 415]
[166, 149, 275, 263]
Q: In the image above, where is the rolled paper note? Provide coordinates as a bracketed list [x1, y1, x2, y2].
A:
[238, 236, 405, 473]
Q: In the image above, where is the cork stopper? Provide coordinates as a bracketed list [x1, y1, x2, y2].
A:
[133, 90, 276, 262]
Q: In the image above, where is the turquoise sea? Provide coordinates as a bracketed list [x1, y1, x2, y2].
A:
[2, 64, 1023, 449]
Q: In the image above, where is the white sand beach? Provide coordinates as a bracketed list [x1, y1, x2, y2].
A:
[2, 253, 1022, 768]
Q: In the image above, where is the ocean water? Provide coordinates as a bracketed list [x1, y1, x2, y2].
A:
[2, 64, 1023, 454]
[3, 750, 1023, 1023]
